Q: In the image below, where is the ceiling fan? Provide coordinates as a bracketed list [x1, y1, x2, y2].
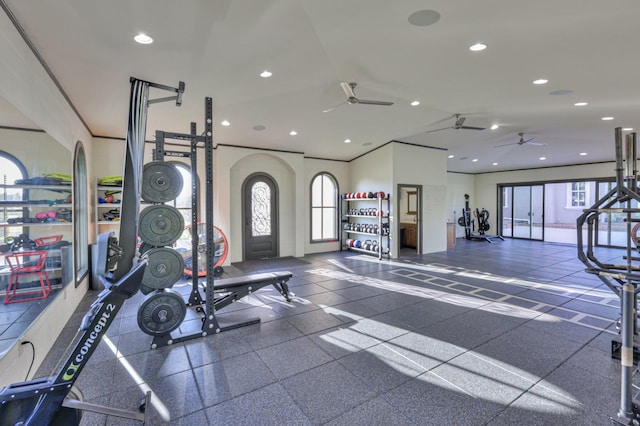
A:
[425, 114, 486, 133]
[495, 133, 546, 147]
[322, 82, 394, 112]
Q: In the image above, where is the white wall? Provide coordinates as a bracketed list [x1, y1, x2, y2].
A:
[0, 8, 92, 385]
[393, 143, 448, 255]
[217, 146, 305, 262]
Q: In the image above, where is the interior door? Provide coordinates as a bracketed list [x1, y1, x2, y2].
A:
[243, 174, 278, 260]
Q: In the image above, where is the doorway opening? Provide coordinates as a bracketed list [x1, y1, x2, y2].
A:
[397, 184, 422, 256]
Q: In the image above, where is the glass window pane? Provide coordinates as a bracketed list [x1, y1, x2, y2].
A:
[312, 208, 322, 239]
[322, 175, 335, 207]
[312, 177, 322, 206]
[322, 208, 336, 239]
[251, 181, 271, 236]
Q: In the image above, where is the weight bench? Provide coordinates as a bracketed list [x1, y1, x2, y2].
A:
[206, 271, 293, 311]
[150, 271, 294, 348]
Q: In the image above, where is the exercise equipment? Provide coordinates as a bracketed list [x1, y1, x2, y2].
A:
[141, 247, 184, 290]
[141, 162, 183, 203]
[457, 194, 503, 243]
[0, 76, 185, 424]
[143, 103, 292, 349]
[138, 205, 185, 246]
[577, 128, 640, 424]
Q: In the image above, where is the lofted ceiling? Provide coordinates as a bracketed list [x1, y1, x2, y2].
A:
[2, 0, 640, 173]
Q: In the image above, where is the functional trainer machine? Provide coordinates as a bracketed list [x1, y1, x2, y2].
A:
[576, 128, 640, 424]
[457, 194, 503, 243]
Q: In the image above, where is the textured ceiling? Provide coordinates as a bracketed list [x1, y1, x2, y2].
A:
[2, 0, 640, 173]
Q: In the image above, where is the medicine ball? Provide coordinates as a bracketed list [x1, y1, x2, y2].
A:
[368, 192, 375, 198]
[378, 191, 386, 199]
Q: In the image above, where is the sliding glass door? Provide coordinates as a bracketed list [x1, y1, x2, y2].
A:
[500, 184, 544, 240]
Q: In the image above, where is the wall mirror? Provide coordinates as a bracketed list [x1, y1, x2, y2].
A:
[0, 98, 73, 357]
[407, 191, 417, 215]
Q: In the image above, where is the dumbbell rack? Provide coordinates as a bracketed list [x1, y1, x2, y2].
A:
[340, 193, 391, 260]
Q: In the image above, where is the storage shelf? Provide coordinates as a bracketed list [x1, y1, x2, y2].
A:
[0, 203, 71, 208]
[0, 222, 72, 227]
[97, 221, 120, 225]
[340, 192, 391, 260]
[0, 184, 71, 191]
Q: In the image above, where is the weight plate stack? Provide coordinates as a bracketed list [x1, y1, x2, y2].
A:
[137, 290, 187, 337]
[141, 162, 184, 203]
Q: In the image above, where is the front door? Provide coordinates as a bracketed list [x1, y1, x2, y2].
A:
[243, 174, 278, 260]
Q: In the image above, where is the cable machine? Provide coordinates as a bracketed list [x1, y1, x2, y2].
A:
[577, 127, 640, 424]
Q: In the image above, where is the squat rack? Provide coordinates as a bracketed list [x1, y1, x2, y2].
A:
[148, 97, 227, 347]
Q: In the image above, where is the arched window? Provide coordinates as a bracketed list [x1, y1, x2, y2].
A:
[0, 151, 27, 244]
[310, 172, 338, 242]
[73, 142, 88, 285]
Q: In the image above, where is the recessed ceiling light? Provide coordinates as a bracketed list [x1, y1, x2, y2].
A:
[253, 124, 266, 131]
[580, 152, 588, 156]
[602, 117, 614, 121]
[492, 162, 498, 166]
[410, 101, 420, 106]
[490, 124, 499, 130]
[469, 43, 487, 52]
[221, 120, 230, 126]
[260, 70, 272, 78]
[344, 139, 351, 143]
[134, 33, 153, 44]
[408, 10, 441, 27]
[574, 102, 588, 107]
[289, 130, 297, 136]
[533, 79, 548, 85]
[472, 159, 478, 162]
[623, 127, 634, 131]
[539, 157, 546, 160]
[448, 154, 454, 159]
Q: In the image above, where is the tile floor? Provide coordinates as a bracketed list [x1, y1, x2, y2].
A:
[35, 239, 633, 425]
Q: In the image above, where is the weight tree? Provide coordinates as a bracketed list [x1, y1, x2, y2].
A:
[577, 127, 640, 424]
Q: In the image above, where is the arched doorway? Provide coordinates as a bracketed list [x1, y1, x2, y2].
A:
[242, 173, 278, 260]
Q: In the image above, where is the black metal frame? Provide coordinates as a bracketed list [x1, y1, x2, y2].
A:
[148, 99, 292, 349]
[576, 128, 640, 424]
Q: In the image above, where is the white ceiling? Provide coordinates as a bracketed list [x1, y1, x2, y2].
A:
[2, 0, 640, 173]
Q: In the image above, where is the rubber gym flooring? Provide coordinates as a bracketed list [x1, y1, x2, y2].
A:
[37, 238, 629, 425]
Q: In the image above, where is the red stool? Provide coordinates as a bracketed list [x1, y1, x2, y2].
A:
[4, 251, 52, 304]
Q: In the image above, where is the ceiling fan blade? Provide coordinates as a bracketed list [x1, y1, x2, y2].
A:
[525, 141, 546, 146]
[340, 82, 356, 98]
[356, 99, 394, 106]
[459, 125, 486, 131]
[494, 142, 518, 147]
[426, 114, 456, 127]
[322, 101, 347, 113]
[425, 126, 453, 134]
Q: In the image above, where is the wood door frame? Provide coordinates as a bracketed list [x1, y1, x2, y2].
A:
[241, 172, 279, 260]
[397, 184, 422, 255]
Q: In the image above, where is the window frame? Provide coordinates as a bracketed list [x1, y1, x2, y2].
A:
[73, 141, 89, 286]
[310, 172, 338, 243]
[566, 181, 588, 208]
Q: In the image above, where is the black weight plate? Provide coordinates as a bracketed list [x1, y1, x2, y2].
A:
[142, 247, 184, 289]
[139, 205, 185, 246]
[137, 290, 186, 336]
[457, 217, 465, 226]
[141, 162, 184, 203]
